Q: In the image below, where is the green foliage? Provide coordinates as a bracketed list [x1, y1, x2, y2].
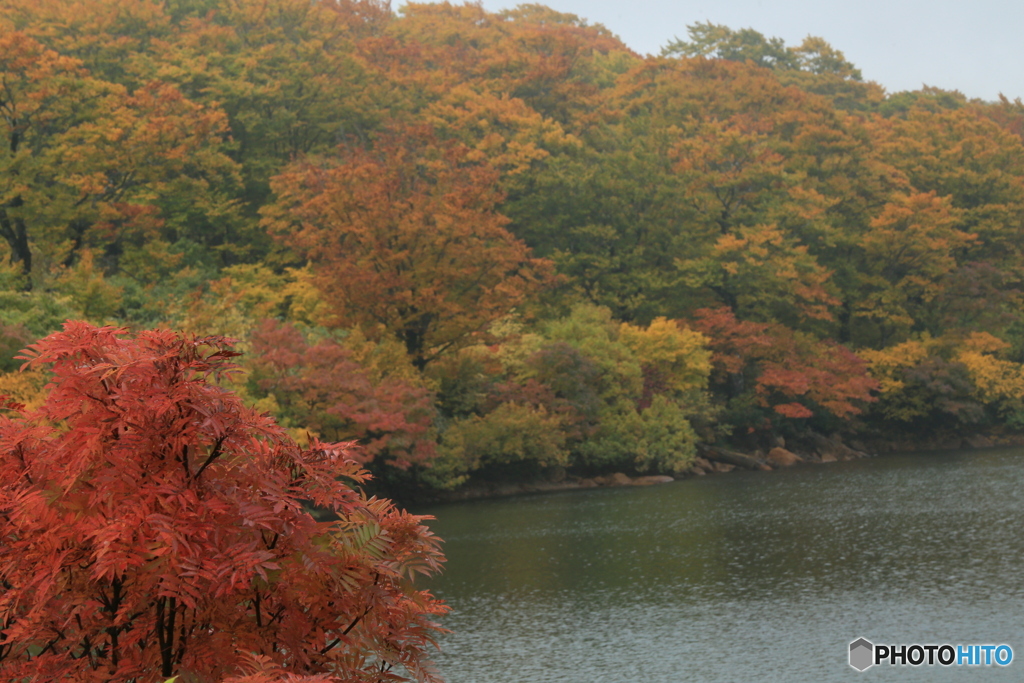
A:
[428, 349, 498, 420]
[577, 395, 699, 473]
[438, 402, 569, 479]
[542, 304, 643, 401]
[662, 22, 860, 79]
[53, 251, 123, 321]
[662, 22, 798, 70]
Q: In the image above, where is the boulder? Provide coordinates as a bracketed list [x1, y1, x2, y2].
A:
[712, 462, 736, 473]
[693, 457, 713, 472]
[548, 466, 567, 483]
[578, 478, 598, 488]
[767, 447, 802, 467]
[820, 452, 838, 463]
[608, 472, 632, 486]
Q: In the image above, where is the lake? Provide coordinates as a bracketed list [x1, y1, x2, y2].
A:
[418, 448, 1024, 681]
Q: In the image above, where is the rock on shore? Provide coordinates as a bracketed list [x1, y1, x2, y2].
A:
[766, 447, 802, 467]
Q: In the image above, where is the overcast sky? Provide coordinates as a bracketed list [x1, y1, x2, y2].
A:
[466, 0, 1024, 102]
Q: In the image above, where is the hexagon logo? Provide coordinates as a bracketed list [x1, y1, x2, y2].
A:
[849, 638, 874, 671]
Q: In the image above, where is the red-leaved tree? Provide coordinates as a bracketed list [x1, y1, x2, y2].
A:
[691, 307, 877, 420]
[249, 319, 437, 470]
[0, 322, 447, 682]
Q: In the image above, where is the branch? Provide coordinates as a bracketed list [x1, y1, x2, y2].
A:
[190, 436, 227, 482]
[156, 597, 176, 677]
[321, 576, 380, 655]
[340, 603, 370, 638]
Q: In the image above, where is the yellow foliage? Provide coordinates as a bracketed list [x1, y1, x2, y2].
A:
[714, 233, 748, 253]
[175, 264, 329, 339]
[337, 327, 425, 386]
[946, 331, 1024, 405]
[957, 350, 1024, 402]
[860, 339, 930, 395]
[960, 331, 1010, 354]
[424, 86, 580, 176]
[863, 332, 1024, 420]
[0, 368, 50, 411]
[950, 330, 1024, 404]
[281, 266, 332, 327]
[618, 317, 712, 393]
[486, 314, 546, 376]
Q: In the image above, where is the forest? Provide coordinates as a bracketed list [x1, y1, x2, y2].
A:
[4, 0, 1024, 497]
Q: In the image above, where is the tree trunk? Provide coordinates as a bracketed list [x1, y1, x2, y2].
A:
[0, 201, 32, 290]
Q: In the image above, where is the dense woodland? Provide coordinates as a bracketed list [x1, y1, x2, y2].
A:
[4, 0, 1024, 495]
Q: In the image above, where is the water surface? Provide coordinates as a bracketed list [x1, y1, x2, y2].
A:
[420, 449, 1024, 681]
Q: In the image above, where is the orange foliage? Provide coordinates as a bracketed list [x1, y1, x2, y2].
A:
[263, 126, 554, 368]
[364, 2, 628, 125]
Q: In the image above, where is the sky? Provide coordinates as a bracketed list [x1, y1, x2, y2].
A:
[468, 0, 1024, 102]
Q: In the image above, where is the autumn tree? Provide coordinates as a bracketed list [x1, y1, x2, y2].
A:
[669, 116, 840, 326]
[368, 2, 630, 128]
[868, 104, 1024, 264]
[0, 0, 174, 87]
[691, 306, 876, 426]
[0, 322, 446, 682]
[0, 28, 239, 286]
[500, 53, 871, 324]
[264, 126, 553, 369]
[661, 22, 882, 111]
[539, 306, 710, 473]
[850, 192, 973, 345]
[248, 319, 437, 471]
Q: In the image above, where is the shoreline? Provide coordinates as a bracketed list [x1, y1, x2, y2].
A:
[414, 430, 1024, 505]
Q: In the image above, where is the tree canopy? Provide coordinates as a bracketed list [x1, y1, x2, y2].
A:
[2, 0, 1024, 489]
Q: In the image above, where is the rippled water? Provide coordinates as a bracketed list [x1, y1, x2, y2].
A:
[418, 448, 1024, 681]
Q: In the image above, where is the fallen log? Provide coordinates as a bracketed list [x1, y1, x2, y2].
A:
[701, 446, 770, 471]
